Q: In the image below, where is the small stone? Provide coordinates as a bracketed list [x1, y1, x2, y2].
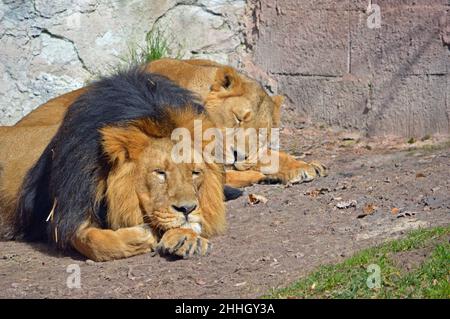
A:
[341, 132, 361, 141]
[336, 200, 357, 209]
[195, 279, 206, 286]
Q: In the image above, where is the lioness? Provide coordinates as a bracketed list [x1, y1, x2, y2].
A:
[13, 58, 327, 187]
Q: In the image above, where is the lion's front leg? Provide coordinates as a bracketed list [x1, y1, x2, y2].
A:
[225, 169, 266, 188]
[258, 150, 327, 184]
[156, 228, 211, 258]
[72, 222, 157, 262]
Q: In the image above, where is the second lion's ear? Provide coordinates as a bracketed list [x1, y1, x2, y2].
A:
[210, 66, 243, 95]
[100, 125, 149, 164]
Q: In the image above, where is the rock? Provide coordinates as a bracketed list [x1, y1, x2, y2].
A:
[341, 132, 362, 141]
[336, 200, 357, 209]
[0, 0, 244, 125]
[421, 196, 447, 209]
[234, 281, 247, 287]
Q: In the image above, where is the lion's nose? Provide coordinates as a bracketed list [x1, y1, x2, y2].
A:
[172, 203, 197, 217]
[232, 108, 252, 124]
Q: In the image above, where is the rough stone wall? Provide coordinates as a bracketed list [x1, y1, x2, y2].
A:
[246, 0, 450, 137]
[0, 0, 245, 125]
[1, 0, 449, 137]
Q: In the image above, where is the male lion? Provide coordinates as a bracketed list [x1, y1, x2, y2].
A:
[14, 59, 327, 187]
[1, 68, 225, 261]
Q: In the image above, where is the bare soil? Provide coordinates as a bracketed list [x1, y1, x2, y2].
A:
[0, 126, 449, 298]
[390, 237, 449, 273]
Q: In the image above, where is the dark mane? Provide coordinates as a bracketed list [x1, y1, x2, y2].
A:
[13, 66, 203, 249]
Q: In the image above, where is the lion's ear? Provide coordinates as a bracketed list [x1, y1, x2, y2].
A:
[100, 125, 149, 164]
[271, 95, 284, 127]
[210, 66, 243, 95]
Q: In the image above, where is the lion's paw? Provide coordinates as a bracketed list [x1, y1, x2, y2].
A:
[288, 161, 327, 184]
[156, 228, 211, 258]
[122, 224, 157, 254]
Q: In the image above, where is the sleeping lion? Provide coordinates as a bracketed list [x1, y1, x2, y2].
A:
[0, 67, 225, 261]
[14, 59, 327, 188]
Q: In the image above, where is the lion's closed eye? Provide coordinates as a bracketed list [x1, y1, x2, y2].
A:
[192, 170, 202, 178]
[153, 169, 166, 182]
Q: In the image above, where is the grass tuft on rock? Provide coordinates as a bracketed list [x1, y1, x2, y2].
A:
[122, 29, 182, 65]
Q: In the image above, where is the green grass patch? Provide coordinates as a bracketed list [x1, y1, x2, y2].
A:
[121, 29, 183, 66]
[85, 30, 183, 85]
[266, 226, 450, 299]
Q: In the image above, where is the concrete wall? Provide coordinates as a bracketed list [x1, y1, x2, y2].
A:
[1, 0, 449, 137]
[245, 0, 450, 137]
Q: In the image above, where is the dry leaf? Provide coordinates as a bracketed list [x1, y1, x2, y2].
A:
[391, 207, 400, 215]
[305, 188, 330, 198]
[248, 193, 268, 205]
[357, 203, 377, 218]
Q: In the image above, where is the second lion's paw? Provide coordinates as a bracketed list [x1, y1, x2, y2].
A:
[288, 161, 327, 184]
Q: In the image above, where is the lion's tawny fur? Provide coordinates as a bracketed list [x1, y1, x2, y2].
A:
[1, 68, 226, 261]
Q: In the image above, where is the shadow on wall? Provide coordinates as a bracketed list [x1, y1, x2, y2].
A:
[246, 1, 450, 138]
[366, 12, 444, 137]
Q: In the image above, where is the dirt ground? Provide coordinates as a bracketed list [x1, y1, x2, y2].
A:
[0, 125, 449, 298]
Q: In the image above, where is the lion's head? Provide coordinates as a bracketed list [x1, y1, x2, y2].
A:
[148, 59, 284, 128]
[147, 59, 284, 167]
[100, 114, 225, 239]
